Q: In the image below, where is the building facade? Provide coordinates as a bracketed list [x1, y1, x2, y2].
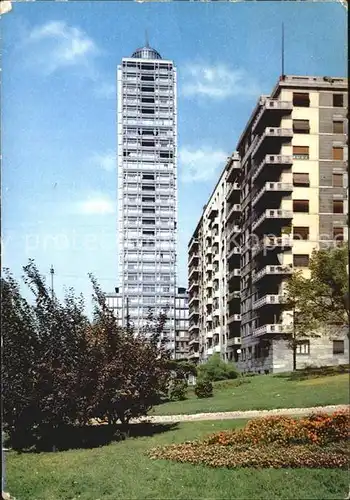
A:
[237, 75, 348, 373]
[189, 75, 348, 373]
[116, 44, 177, 349]
[106, 286, 189, 359]
[188, 156, 242, 363]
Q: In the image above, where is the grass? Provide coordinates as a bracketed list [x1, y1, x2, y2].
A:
[151, 372, 349, 416]
[6, 419, 349, 500]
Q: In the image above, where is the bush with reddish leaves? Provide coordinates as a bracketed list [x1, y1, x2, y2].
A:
[148, 410, 350, 469]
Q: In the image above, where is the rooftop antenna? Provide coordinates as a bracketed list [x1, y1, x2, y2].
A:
[145, 29, 149, 47]
[281, 23, 285, 78]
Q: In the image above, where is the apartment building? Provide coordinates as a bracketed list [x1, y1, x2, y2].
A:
[106, 287, 189, 359]
[116, 44, 177, 349]
[237, 75, 348, 373]
[188, 158, 241, 362]
[175, 287, 190, 360]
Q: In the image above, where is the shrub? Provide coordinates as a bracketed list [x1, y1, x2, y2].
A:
[169, 379, 187, 401]
[148, 410, 350, 470]
[204, 410, 350, 447]
[194, 379, 213, 398]
[198, 353, 239, 382]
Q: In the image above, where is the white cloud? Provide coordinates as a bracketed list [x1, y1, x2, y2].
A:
[182, 63, 259, 100]
[179, 147, 228, 183]
[76, 194, 115, 215]
[92, 150, 116, 172]
[26, 20, 99, 75]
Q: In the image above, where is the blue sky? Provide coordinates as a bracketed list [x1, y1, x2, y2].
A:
[2, 1, 347, 310]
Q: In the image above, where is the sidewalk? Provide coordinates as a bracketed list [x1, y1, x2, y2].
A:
[136, 404, 349, 424]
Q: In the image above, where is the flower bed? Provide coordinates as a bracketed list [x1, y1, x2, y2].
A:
[148, 410, 350, 469]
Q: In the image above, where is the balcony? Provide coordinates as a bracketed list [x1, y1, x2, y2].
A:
[252, 264, 293, 284]
[253, 294, 285, 309]
[206, 263, 213, 272]
[188, 294, 199, 306]
[206, 313, 213, 322]
[252, 323, 293, 337]
[206, 296, 213, 305]
[252, 235, 293, 257]
[227, 246, 241, 260]
[252, 154, 293, 182]
[214, 326, 221, 336]
[227, 337, 241, 347]
[252, 128, 293, 159]
[252, 98, 293, 132]
[228, 268, 241, 281]
[188, 252, 199, 267]
[252, 209, 293, 232]
[252, 182, 293, 207]
[228, 290, 240, 302]
[226, 183, 240, 202]
[227, 314, 241, 324]
[207, 347, 214, 356]
[209, 206, 219, 220]
[188, 237, 199, 252]
[188, 337, 200, 346]
[227, 223, 241, 241]
[189, 322, 199, 332]
[214, 345, 221, 353]
[227, 203, 241, 222]
[188, 266, 199, 280]
[226, 154, 241, 182]
[188, 280, 199, 293]
[189, 308, 199, 320]
[188, 351, 200, 360]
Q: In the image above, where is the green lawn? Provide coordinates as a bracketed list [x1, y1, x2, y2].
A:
[6, 419, 349, 500]
[151, 373, 349, 416]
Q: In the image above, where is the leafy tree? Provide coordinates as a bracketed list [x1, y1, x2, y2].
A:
[283, 271, 320, 371]
[283, 245, 349, 370]
[198, 353, 239, 382]
[194, 379, 213, 398]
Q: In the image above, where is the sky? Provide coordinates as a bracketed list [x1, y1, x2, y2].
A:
[1, 1, 347, 312]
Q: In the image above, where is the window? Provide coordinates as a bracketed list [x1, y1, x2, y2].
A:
[141, 97, 155, 103]
[296, 340, 310, 355]
[333, 121, 344, 134]
[142, 174, 155, 180]
[142, 230, 154, 236]
[293, 146, 309, 159]
[293, 200, 309, 212]
[333, 94, 344, 108]
[293, 173, 310, 186]
[293, 119, 310, 134]
[142, 185, 155, 191]
[332, 147, 344, 160]
[142, 219, 155, 225]
[333, 340, 344, 354]
[141, 108, 154, 114]
[332, 174, 343, 187]
[293, 254, 310, 267]
[293, 226, 309, 240]
[293, 93, 310, 107]
[333, 200, 344, 214]
[142, 140, 155, 147]
[333, 227, 344, 242]
[142, 196, 155, 203]
[142, 207, 155, 214]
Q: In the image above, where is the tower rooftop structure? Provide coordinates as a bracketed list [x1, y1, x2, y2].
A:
[131, 46, 162, 60]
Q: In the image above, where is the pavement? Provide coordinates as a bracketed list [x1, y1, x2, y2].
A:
[134, 404, 349, 424]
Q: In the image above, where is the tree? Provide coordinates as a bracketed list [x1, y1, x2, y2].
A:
[308, 244, 349, 332]
[283, 245, 349, 370]
[283, 271, 320, 371]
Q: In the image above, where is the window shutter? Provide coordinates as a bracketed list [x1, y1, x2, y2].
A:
[293, 173, 309, 185]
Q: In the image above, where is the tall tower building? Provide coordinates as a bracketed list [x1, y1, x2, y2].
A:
[116, 44, 177, 348]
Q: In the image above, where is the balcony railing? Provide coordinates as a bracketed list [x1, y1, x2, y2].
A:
[228, 268, 241, 281]
[188, 252, 199, 267]
[226, 182, 240, 201]
[252, 209, 293, 232]
[251, 235, 293, 257]
[226, 337, 241, 347]
[227, 246, 241, 260]
[252, 323, 293, 337]
[252, 182, 293, 206]
[252, 128, 293, 159]
[252, 264, 293, 283]
[188, 266, 199, 279]
[227, 224, 241, 240]
[253, 294, 285, 309]
[252, 99, 293, 132]
[188, 294, 199, 306]
[227, 314, 241, 324]
[228, 290, 240, 301]
[227, 203, 241, 220]
[251, 154, 292, 182]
